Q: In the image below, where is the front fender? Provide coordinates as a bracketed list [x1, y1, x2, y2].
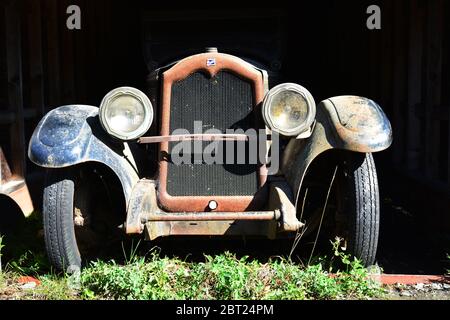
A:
[28, 105, 139, 202]
[282, 96, 392, 206]
[319, 96, 392, 152]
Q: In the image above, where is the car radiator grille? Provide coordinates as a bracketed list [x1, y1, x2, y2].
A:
[167, 71, 259, 197]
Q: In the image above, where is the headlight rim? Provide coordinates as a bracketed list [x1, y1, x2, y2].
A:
[99, 86, 153, 141]
[262, 83, 316, 137]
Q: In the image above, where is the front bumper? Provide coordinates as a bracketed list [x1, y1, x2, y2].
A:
[125, 179, 303, 240]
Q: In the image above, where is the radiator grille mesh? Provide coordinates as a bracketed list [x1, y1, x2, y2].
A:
[167, 71, 259, 196]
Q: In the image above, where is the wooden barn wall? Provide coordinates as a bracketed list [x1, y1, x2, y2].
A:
[0, 0, 144, 177]
[0, 0, 449, 224]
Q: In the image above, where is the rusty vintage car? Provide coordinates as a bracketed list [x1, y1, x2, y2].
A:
[28, 48, 392, 271]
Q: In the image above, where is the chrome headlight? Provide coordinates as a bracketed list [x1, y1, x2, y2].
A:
[99, 87, 153, 141]
[262, 83, 316, 137]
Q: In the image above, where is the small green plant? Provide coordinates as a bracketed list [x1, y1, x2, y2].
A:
[330, 238, 384, 298]
[121, 239, 142, 264]
[8, 250, 49, 275]
[205, 254, 250, 299]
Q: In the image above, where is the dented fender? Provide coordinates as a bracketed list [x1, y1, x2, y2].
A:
[282, 96, 392, 205]
[28, 105, 139, 203]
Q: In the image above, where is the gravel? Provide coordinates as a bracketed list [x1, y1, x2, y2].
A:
[385, 282, 450, 300]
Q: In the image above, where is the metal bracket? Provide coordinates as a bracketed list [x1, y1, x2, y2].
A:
[296, 121, 316, 140]
[268, 182, 304, 232]
[125, 179, 157, 234]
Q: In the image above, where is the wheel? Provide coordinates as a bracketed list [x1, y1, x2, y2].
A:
[43, 169, 80, 272]
[299, 152, 380, 267]
[339, 153, 380, 266]
[43, 167, 122, 272]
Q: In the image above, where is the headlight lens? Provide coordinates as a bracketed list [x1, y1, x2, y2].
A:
[262, 83, 316, 137]
[99, 87, 153, 140]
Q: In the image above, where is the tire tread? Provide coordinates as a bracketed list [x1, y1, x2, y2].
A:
[346, 153, 380, 266]
[43, 170, 81, 271]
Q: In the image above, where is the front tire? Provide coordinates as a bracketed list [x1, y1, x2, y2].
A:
[299, 152, 380, 267]
[340, 153, 380, 266]
[43, 167, 122, 272]
[43, 170, 80, 271]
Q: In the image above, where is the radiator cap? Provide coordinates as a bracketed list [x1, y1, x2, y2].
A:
[206, 47, 218, 53]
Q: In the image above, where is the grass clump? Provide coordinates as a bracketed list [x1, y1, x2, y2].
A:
[32, 274, 78, 300]
[80, 243, 383, 300]
[81, 256, 189, 300]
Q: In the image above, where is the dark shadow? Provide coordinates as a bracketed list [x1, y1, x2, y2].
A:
[376, 165, 450, 275]
[0, 195, 26, 237]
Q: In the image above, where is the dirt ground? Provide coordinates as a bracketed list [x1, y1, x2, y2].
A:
[383, 283, 450, 300]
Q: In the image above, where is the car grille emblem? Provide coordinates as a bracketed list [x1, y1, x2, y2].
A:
[206, 58, 216, 66]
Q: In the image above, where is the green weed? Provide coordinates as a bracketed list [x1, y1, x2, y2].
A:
[79, 248, 383, 300]
[1, 228, 383, 300]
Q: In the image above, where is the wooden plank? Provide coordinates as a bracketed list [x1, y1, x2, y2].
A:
[74, 0, 88, 103]
[391, 1, 408, 167]
[25, 0, 45, 117]
[5, 0, 25, 177]
[97, 0, 113, 96]
[406, 0, 424, 172]
[380, 0, 393, 107]
[0, 3, 8, 112]
[85, 0, 100, 103]
[367, 6, 381, 103]
[42, 0, 61, 110]
[447, 2, 450, 186]
[59, 0, 75, 104]
[424, 0, 444, 179]
[382, 0, 402, 165]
